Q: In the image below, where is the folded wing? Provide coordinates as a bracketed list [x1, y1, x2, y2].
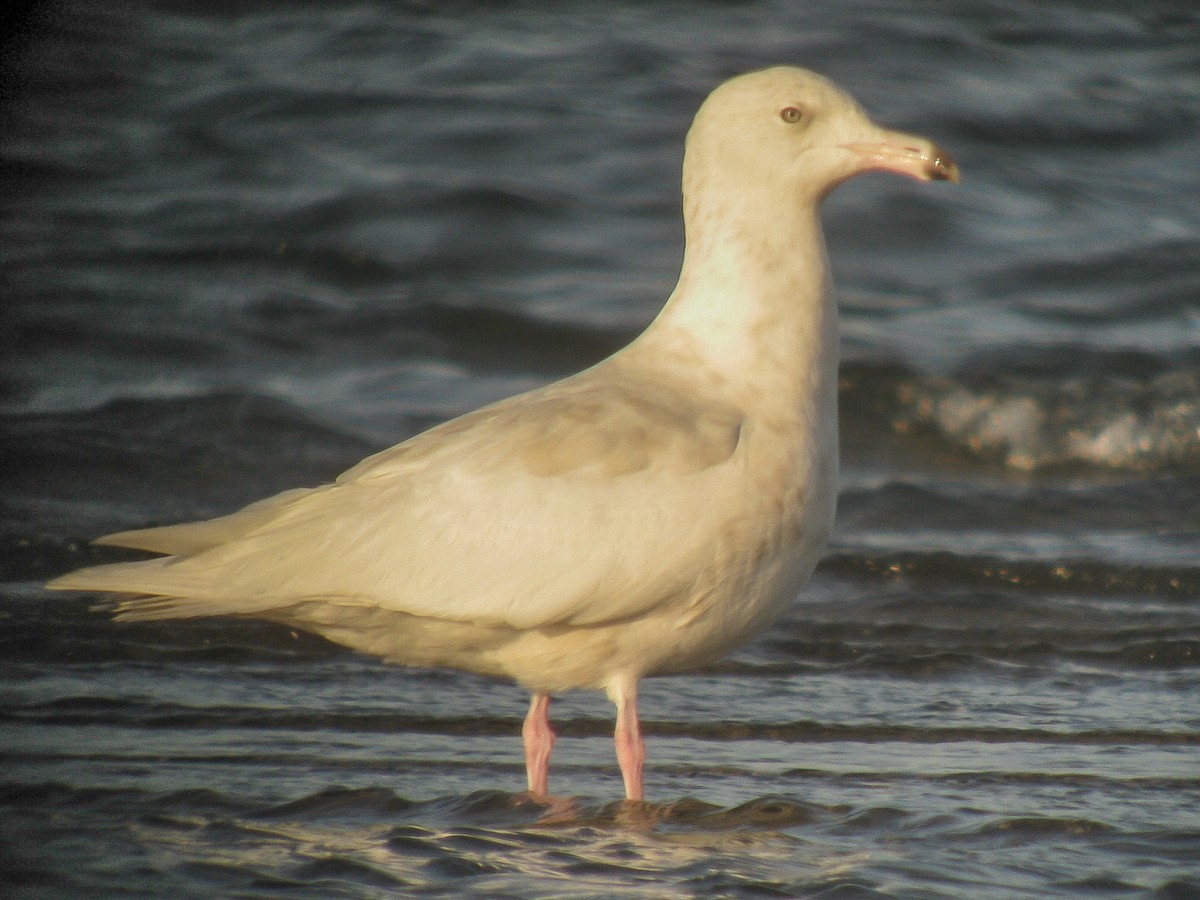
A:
[50, 370, 746, 630]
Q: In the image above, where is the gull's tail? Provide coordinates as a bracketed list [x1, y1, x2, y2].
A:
[46, 486, 317, 621]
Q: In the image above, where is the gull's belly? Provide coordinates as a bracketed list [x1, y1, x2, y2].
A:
[493, 453, 836, 693]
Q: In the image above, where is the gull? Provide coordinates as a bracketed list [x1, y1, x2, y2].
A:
[48, 66, 957, 802]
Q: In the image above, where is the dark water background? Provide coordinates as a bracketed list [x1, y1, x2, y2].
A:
[3, 1, 1199, 896]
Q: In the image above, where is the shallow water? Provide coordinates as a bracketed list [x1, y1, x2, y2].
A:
[3, 1, 1199, 897]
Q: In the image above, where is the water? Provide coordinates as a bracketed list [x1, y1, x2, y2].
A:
[3, 1, 1199, 896]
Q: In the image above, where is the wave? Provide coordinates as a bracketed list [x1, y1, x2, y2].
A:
[821, 549, 1200, 599]
[4, 779, 1194, 899]
[10, 688, 1199, 744]
[2, 392, 373, 532]
[843, 362, 1200, 473]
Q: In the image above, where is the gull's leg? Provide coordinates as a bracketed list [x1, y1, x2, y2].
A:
[522, 692, 555, 797]
[609, 675, 645, 801]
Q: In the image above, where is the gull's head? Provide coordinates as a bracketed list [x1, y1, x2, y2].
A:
[684, 66, 958, 205]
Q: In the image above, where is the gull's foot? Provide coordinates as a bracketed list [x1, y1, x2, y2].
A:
[512, 791, 580, 823]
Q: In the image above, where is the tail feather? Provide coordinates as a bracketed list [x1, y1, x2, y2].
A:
[48, 486, 325, 621]
[46, 557, 282, 621]
[48, 557, 197, 597]
[90, 593, 224, 623]
[97, 487, 312, 555]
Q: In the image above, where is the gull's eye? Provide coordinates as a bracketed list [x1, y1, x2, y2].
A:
[779, 106, 804, 124]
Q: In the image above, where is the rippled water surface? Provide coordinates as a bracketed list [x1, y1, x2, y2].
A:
[3, 1, 1199, 897]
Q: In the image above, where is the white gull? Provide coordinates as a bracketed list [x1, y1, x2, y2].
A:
[48, 66, 957, 802]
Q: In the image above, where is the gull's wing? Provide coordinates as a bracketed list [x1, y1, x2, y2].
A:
[50, 368, 747, 630]
[95, 488, 314, 555]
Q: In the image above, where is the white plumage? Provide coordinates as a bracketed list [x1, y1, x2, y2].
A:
[48, 66, 957, 801]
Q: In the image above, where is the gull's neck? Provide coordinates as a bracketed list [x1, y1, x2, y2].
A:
[630, 182, 838, 417]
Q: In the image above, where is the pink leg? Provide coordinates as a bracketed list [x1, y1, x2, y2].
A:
[611, 678, 645, 801]
[522, 692, 555, 797]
